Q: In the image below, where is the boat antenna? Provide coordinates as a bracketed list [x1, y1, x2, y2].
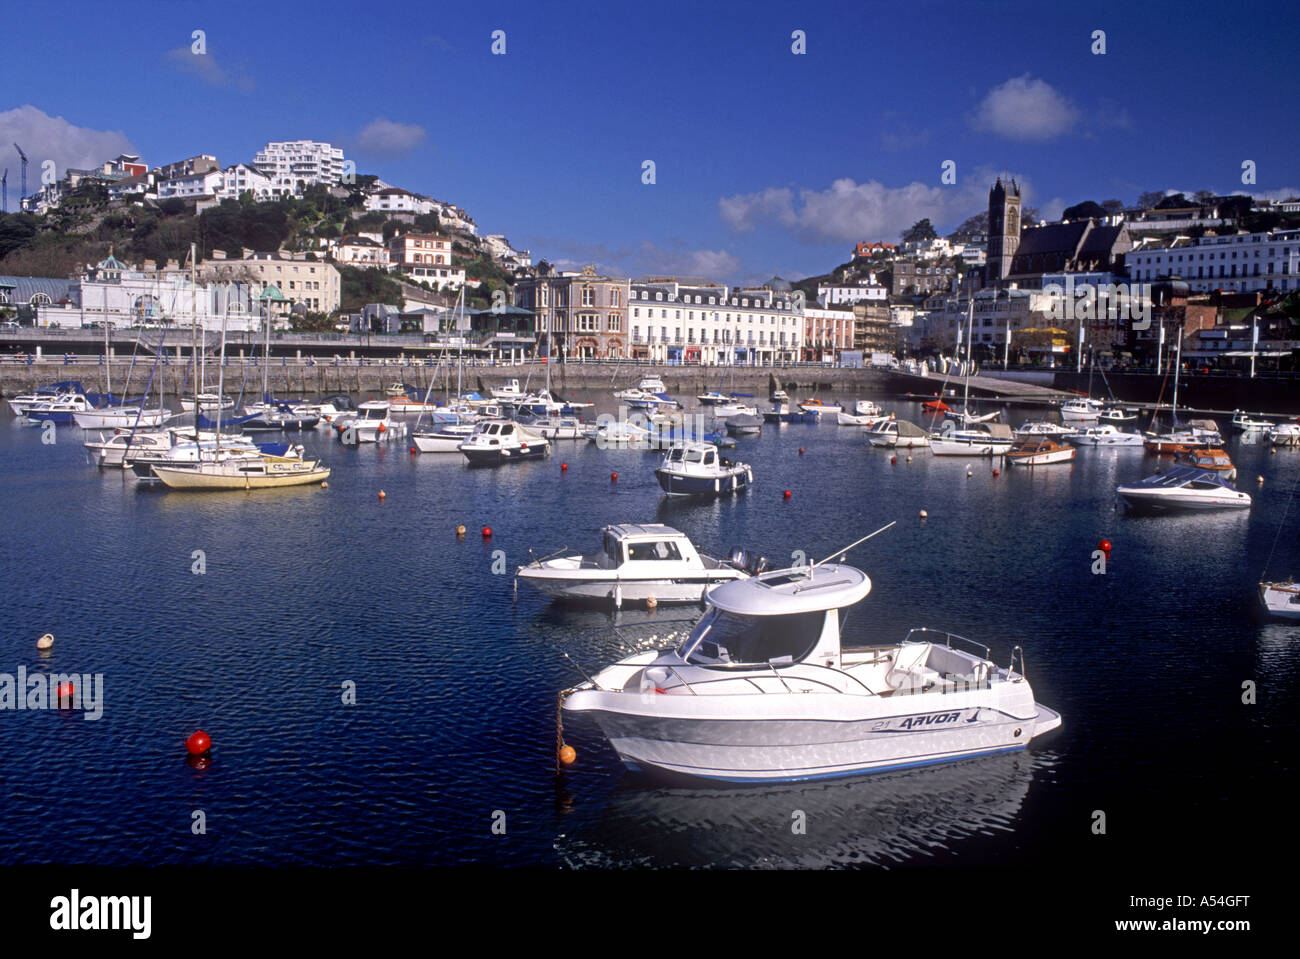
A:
[809, 521, 897, 572]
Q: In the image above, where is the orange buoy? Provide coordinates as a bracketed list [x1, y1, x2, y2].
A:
[185, 730, 211, 756]
[37, 633, 54, 651]
[455, 525, 466, 537]
[378, 423, 386, 433]
[378, 490, 386, 500]
[482, 526, 492, 537]
[783, 489, 792, 499]
[559, 744, 577, 766]
[611, 472, 618, 482]
[646, 596, 658, 609]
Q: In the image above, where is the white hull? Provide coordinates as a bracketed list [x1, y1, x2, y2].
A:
[569, 682, 1059, 783]
[930, 438, 1012, 456]
[1005, 447, 1075, 466]
[73, 407, 171, 430]
[1118, 489, 1251, 512]
[150, 460, 330, 490]
[1260, 583, 1300, 619]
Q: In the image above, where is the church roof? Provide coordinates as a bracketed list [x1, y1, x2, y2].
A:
[1013, 221, 1090, 259]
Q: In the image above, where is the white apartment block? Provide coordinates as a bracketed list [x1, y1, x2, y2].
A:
[157, 170, 224, 199]
[629, 279, 802, 365]
[363, 187, 438, 216]
[253, 140, 347, 196]
[817, 281, 887, 307]
[1128, 229, 1300, 293]
[333, 235, 389, 268]
[215, 163, 275, 202]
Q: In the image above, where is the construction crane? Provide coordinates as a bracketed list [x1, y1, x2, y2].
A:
[2, 168, 6, 213]
[14, 143, 28, 206]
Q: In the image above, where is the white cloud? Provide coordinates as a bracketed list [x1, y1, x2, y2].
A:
[971, 75, 1079, 141]
[164, 46, 254, 92]
[0, 105, 135, 180]
[354, 118, 427, 157]
[720, 172, 1029, 245]
[549, 240, 742, 282]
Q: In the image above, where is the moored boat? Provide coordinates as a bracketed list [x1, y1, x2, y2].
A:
[866, 418, 929, 448]
[1116, 465, 1251, 513]
[459, 419, 549, 465]
[654, 442, 753, 496]
[1067, 424, 1144, 447]
[1004, 438, 1076, 466]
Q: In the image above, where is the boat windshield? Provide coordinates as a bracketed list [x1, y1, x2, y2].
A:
[679, 608, 825, 666]
[362, 407, 387, 420]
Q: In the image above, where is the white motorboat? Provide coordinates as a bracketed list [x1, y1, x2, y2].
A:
[20, 392, 96, 424]
[515, 524, 757, 607]
[386, 393, 441, 414]
[561, 551, 1062, 783]
[837, 410, 877, 426]
[1259, 580, 1300, 620]
[339, 400, 405, 443]
[1068, 424, 1145, 447]
[529, 416, 585, 440]
[1098, 406, 1138, 424]
[412, 422, 475, 453]
[798, 398, 842, 415]
[71, 404, 171, 429]
[7, 381, 87, 417]
[1003, 438, 1075, 466]
[866, 418, 929, 448]
[854, 400, 882, 417]
[1014, 421, 1077, 439]
[697, 391, 728, 405]
[654, 443, 753, 497]
[1060, 397, 1104, 423]
[713, 401, 758, 418]
[491, 378, 527, 402]
[180, 391, 235, 413]
[586, 418, 654, 447]
[1266, 423, 1300, 447]
[459, 419, 549, 465]
[1116, 465, 1252, 513]
[930, 421, 1015, 456]
[85, 427, 188, 467]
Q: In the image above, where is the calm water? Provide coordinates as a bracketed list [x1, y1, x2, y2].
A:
[0, 392, 1295, 869]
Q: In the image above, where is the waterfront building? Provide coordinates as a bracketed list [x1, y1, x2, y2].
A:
[513, 264, 630, 360]
[803, 305, 855, 362]
[1127, 229, 1300, 294]
[203, 252, 341, 316]
[817, 279, 887, 307]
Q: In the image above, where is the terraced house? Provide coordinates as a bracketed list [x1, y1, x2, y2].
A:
[628, 276, 803, 365]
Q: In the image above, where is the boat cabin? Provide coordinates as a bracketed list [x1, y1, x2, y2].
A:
[662, 444, 721, 470]
[681, 563, 872, 669]
[358, 401, 391, 420]
[597, 524, 702, 569]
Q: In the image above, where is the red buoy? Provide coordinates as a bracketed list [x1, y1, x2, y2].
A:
[482, 526, 493, 538]
[611, 472, 618, 482]
[561, 462, 568, 471]
[992, 468, 1000, 477]
[798, 447, 804, 456]
[56, 682, 75, 706]
[377, 423, 386, 433]
[783, 489, 792, 499]
[890, 456, 897, 465]
[409, 445, 417, 454]
[185, 730, 211, 756]
[1098, 538, 1112, 553]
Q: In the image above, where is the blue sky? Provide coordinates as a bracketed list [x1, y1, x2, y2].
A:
[3, 0, 1298, 283]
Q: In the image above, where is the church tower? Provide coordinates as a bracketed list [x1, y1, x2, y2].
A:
[987, 177, 1022, 283]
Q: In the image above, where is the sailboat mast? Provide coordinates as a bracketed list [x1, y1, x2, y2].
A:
[962, 297, 973, 414]
[190, 242, 199, 437]
[1171, 324, 1182, 424]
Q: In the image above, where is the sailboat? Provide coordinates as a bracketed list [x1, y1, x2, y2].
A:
[1143, 329, 1221, 453]
[150, 269, 329, 490]
[930, 300, 1014, 456]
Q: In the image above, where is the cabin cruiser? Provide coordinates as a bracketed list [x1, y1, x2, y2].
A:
[930, 421, 1014, 456]
[561, 558, 1062, 783]
[130, 438, 296, 479]
[459, 419, 549, 465]
[518, 389, 593, 417]
[1145, 419, 1223, 454]
[20, 391, 97, 425]
[697, 390, 728, 405]
[515, 524, 758, 607]
[770, 389, 790, 405]
[1060, 397, 1104, 423]
[655, 443, 753, 496]
[1266, 423, 1300, 447]
[586, 418, 654, 447]
[799, 398, 842, 415]
[1259, 580, 1300, 620]
[614, 376, 667, 398]
[1116, 465, 1252, 513]
[1014, 421, 1077, 439]
[338, 400, 405, 443]
[1067, 424, 1144, 447]
[240, 403, 321, 432]
[713, 399, 759, 418]
[866, 418, 929, 448]
[180, 391, 235, 413]
[1004, 438, 1075, 466]
[85, 427, 203, 467]
[412, 422, 476, 453]
[7, 381, 87, 417]
[386, 393, 441, 414]
[526, 415, 586, 440]
[1176, 447, 1237, 480]
[490, 378, 527, 402]
[1098, 406, 1138, 424]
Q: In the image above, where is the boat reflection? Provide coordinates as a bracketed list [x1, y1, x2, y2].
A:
[556, 749, 1047, 869]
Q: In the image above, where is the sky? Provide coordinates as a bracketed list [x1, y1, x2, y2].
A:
[2, 0, 1298, 285]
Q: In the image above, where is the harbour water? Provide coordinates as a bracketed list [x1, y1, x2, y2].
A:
[0, 393, 1295, 869]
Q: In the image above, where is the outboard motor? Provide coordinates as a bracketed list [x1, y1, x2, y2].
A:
[750, 555, 769, 575]
[726, 546, 750, 570]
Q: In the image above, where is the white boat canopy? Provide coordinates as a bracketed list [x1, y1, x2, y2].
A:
[707, 563, 871, 616]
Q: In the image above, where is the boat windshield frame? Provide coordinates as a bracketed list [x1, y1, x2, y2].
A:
[677, 607, 825, 667]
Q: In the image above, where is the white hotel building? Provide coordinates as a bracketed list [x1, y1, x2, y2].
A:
[629, 279, 802, 365]
[1128, 229, 1300, 293]
[253, 140, 348, 196]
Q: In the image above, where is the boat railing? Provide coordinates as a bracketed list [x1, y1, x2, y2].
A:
[902, 627, 991, 660]
[1007, 645, 1027, 683]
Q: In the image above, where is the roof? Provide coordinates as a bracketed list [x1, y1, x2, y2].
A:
[606, 524, 685, 540]
[0, 275, 77, 305]
[708, 562, 872, 616]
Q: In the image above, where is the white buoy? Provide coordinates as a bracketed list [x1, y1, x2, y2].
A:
[37, 633, 54, 651]
[919, 509, 928, 519]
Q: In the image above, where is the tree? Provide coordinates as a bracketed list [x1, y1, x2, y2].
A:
[1062, 201, 1107, 221]
[0, 213, 39, 259]
[1219, 195, 1253, 220]
[1101, 199, 1125, 215]
[1154, 193, 1189, 210]
[1193, 190, 1216, 205]
[1137, 191, 1167, 210]
[902, 218, 937, 244]
[948, 212, 988, 240]
[1021, 206, 1039, 225]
